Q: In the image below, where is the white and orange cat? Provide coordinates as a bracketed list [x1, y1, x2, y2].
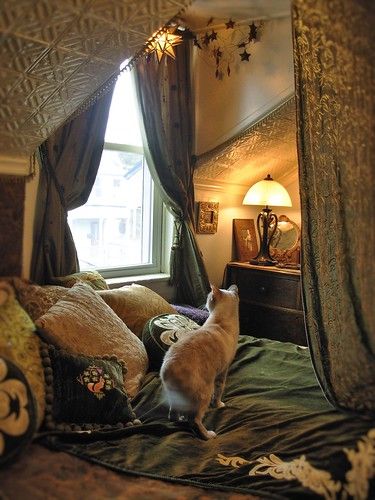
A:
[160, 284, 240, 440]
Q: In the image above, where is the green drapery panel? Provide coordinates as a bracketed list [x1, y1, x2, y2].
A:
[31, 90, 114, 284]
[134, 38, 210, 307]
[292, 0, 375, 412]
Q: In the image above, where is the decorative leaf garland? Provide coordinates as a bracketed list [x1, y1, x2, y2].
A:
[193, 18, 263, 79]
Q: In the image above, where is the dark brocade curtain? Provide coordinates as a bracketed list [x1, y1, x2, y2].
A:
[292, 0, 375, 412]
[134, 38, 210, 306]
[31, 90, 114, 284]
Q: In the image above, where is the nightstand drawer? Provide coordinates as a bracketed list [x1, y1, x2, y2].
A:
[225, 262, 304, 345]
[229, 267, 301, 310]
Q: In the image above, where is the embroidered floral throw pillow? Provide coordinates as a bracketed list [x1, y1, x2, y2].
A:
[35, 282, 148, 398]
[40, 343, 140, 432]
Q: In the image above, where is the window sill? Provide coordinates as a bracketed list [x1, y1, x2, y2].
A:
[106, 273, 170, 289]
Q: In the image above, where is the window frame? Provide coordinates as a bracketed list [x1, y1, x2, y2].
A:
[70, 141, 168, 279]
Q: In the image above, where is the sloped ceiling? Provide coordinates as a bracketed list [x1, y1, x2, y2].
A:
[0, 0, 295, 189]
[182, 0, 290, 30]
[0, 0, 190, 160]
[194, 96, 298, 189]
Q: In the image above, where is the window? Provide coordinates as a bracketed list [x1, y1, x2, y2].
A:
[68, 70, 169, 278]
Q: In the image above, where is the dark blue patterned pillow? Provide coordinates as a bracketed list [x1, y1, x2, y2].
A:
[0, 357, 37, 466]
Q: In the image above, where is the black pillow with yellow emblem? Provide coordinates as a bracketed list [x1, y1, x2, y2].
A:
[142, 313, 200, 371]
[40, 343, 139, 432]
[0, 357, 37, 466]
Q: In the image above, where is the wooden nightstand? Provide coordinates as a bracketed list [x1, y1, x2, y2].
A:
[225, 262, 306, 346]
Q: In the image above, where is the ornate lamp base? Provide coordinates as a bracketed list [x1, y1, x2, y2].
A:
[250, 256, 277, 266]
[250, 207, 278, 267]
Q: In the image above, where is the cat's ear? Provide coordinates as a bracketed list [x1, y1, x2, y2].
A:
[228, 284, 238, 295]
[210, 284, 221, 298]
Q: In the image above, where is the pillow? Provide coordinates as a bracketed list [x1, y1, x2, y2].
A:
[49, 271, 109, 291]
[0, 281, 45, 428]
[12, 278, 67, 321]
[142, 313, 200, 370]
[0, 357, 38, 466]
[98, 284, 176, 338]
[40, 343, 139, 431]
[35, 282, 148, 398]
[173, 304, 209, 325]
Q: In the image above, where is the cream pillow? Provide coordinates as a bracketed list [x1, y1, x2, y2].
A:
[35, 282, 148, 398]
[98, 284, 176, 338]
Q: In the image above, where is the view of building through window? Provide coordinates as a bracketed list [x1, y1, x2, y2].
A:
[68, 70, 158, 274]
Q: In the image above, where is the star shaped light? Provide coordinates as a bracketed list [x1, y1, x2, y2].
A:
[210, 30, 218, 41]
[147, 28, 183, 62]
[225, 18, 235, 29]
[240, 50, 251, 61]
[249, 22, 258, 41]
[202, 32, 211, 46]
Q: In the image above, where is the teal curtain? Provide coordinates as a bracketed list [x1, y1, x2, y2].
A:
[292, 0, 375, 412]
[134, 38, 210, 306]
[31, 90, 114, 284]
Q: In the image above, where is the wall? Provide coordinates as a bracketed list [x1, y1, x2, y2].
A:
[23, 170, 39, 278]
[194, 16, 295, 154]
[193, 16, 299, 287]
[0, 156, 39, 279]
[195, 181, 300, 287]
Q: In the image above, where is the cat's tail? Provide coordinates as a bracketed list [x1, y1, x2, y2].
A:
[161, 376, 189, 409]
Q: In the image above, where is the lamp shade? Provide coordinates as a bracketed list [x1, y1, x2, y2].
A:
[243, 174, 292, 208]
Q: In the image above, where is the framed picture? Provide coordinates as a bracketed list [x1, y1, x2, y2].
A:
[233, 219, 258, 261]
[197, 202, 219, 234]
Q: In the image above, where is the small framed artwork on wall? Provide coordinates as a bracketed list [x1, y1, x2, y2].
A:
[233, 219, 258, 261]
[197, 202, 219, 234]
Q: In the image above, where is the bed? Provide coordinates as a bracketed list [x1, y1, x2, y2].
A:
[0, 278, 374, 500]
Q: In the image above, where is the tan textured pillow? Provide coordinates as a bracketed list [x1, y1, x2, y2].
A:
[98, 284, 176, 338]
[12, 278, 68, 321]
[0, 281, 45, 428]
[49, 271, 109, 290]
[35, 282, 148, 398]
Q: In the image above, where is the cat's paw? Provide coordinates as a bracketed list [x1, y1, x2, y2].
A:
[206, 430, 217, 439]
[212, 400, 225, 408]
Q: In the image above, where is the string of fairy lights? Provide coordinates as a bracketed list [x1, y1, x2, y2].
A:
[192, 18, 263, 79]
[144, 17, 263, 79]
[71, 16, 262, 119]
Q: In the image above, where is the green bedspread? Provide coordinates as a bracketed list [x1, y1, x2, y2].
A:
[42, 336, 375, 500]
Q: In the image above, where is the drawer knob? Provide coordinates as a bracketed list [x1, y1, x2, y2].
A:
[259, 286, 266, 293]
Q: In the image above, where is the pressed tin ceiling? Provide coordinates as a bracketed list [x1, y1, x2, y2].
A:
[194, 96, 298, 189]
[0, 0, 190, 159]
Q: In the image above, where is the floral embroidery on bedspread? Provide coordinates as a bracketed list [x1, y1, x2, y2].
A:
[343, 428, 375, 500]
[216, 428, 375, 500]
